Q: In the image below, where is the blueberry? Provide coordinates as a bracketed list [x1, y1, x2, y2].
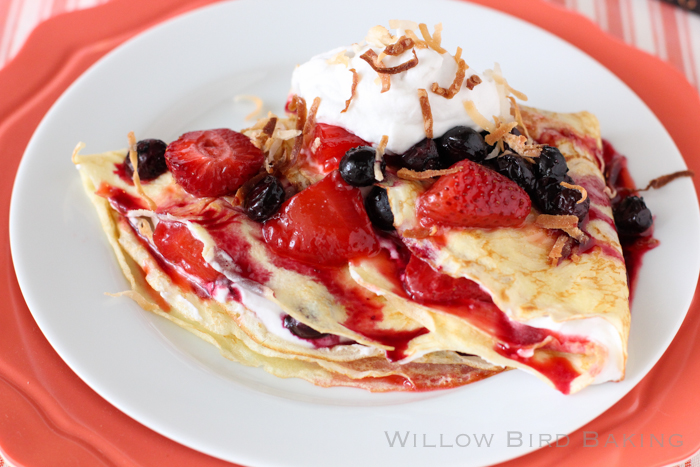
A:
[493, 153, 537, 194]
[480, 130, 496, 154]
[245, 175, 285, 222]
[364, 186, 395, 231]
[536, 146, 568, 181]
[613, 196, 653, 236]
[125, 139, 168, 180]
[436, 126, 488, 164]
[339, 146, 381, 187]
[400, 138, 445, 172]
[534, 177, 590, 222]
[283, 315, 328, 339]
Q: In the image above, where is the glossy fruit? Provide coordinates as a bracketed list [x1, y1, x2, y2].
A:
[417, 159, 531, 228]
[402, 255, 491, 305]
[400, 138, 445, 172]
[613, 195, 653, 236]
[364, 186, 395, 231]
[283, 315, 329, 339]
[153, 221, 222, 282]
[262, 171, 380, 266]
[536, 146, 568, 180]
[245, 175, 285, 222]
[165, 128, 264, 197]
[436, 126, 488, 164]
[492, 153, 537, 194]
[339, 146, 381, 187]
[534, 177, 590, 221]
[124, 138, 168, 181]
[311, 123, 369, 172]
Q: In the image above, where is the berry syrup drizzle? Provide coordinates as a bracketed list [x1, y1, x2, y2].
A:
[603, 140, 659, 298]
[364, 239, 582, 393]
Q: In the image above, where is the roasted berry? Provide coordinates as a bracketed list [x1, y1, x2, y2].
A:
[493, 153, 536, 194]
[417, 159, 531, 229]
[436, 126, 488, 164]
[339, 146, 381, 187]
[262, 171, 380, 266]
[364, 186, 395, 231]
[165, 129, 264, 197]
[400, 138, 445, 172]
[283, 315, 328, 339]
[245, 175, 285, 222]
[536, 146, 568, 180]
[613, 196, 653, 236]
[534, 177, 590, 222]
[310, 123, 369, 172]
[124, 139, 168, 181]
[480, 130, 496, 154]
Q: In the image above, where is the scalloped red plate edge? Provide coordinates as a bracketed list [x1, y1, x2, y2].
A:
[1, 0, 699, 466]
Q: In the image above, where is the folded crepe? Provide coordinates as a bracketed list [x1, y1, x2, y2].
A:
[73, 104, 629, 394]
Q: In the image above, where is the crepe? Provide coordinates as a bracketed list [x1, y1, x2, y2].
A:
[73, 146, 502, 392]
[351, 106, 629, 394]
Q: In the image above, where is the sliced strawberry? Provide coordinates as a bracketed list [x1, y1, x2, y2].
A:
[417, 159, 531, 228]
[153, 221, 222, 283]
[262, 171, 380, 266]
[402, 255, 492, 305]
[310, 123, 369, 172]
[165, 128, 263, 197]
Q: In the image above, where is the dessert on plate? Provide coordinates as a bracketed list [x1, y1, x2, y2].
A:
[73, 21, 657, 394]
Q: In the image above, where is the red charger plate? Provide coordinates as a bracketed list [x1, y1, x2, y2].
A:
[1, 0, 699, 466]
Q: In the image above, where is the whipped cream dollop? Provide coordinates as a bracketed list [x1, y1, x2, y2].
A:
[291, 25, 511, 154]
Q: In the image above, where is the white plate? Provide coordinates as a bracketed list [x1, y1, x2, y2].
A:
[10, 0, 700, 466]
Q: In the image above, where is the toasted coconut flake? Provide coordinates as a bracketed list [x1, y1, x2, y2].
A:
[366, 25, 397, 47]
[604, 186, 617, 199]
[503, 133, 543, 158]
[484, 119, 518, 146]
[417, 88, 433, 139]
[536, 214, 587, 243]
[462, 100, 495, 132]
[536, 214, 579, 230]
[403, 227, 432, 239]
[287, 96, 307, 169]
[507, 96, 531, 140]
[127, 132, 157, 211]
[404, 29, 428, 49]
[548, 234, 570, 265]
[235, 95, 264, 121]
[374, 135, 388, 182]
[360, 48, 419, 75]
[418, 23, 447, 54]
[302, 97, 321, 147]
[342, 68, 360, 113]
[383, 35, 414, 56]
[431, 58, 467, 99]
[465, 74, 482, 90]
[454, 46, 463, 64]
[389, 19, 419, 30]
[272, 129, 302, 141]
[560, 181, 588, 204]
[638, 170, 695, 191]
[71, 142, 86, 164]
[397, 165, 463, 180]
[326, 50, 350, 67]
[488, 69, 528, 101]
[136, 218, 153, 241]
[311, 136, 321, 153]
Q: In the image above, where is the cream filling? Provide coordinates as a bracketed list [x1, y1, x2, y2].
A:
[521, 315, 624, 384]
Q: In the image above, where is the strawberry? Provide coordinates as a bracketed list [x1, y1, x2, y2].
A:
[417, 159, 531, 228]
[153, 221, 222, 283]
[165, 128, 263, 197]
[310, 123, 369, 172]
[402, 255, 491, 305]
[262, 171, 380, 266]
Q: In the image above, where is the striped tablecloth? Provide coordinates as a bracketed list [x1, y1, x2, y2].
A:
[0, 0, 698, 466]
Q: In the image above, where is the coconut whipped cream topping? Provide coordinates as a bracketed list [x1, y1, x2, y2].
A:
[291, 23, 511, 154]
